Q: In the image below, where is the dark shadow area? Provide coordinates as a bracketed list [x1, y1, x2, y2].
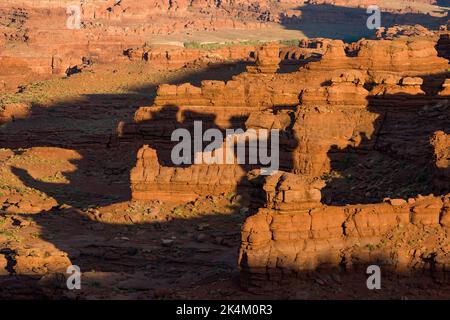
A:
[281, 4, 448, 42]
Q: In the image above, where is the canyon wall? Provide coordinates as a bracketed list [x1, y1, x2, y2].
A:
[1, 0, 448, 91]
[0, 0, 280, 91]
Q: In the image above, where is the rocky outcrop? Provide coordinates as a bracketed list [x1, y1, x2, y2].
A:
[261, 171, 325, 209]
[439, 78, 450, 95]
[0, 0, 279, 91]
[376, 24, 434, 39]
[370, 76, 425, 96]
[130, 145, 247, 202]
[308, 37, 448, 75]
[154, 81, 247, 108]
[125, 44, 258, 69]
[247, 43, 281, 74]
[125, 35, 450, 201]
[120, 34, 450, 289]
[239, 194, 450, 287]
[2, 0, 447, 91]
[301, 71, 368, 106]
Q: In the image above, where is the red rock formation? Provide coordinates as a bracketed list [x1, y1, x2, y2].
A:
[308, 37, 448, 75]
[439, 78, 450, 95]
[130, 145, 247, 202]
[143, 45, 257, 69]
[309, 0, 441, 10]
[0, 103, 30, 123]
[247, 43, 281, 74]
[376, 24, 434, 39]
[239, 194, 449, 287]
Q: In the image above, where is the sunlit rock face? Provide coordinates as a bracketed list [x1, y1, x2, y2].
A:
[126, 36, 450, 286]
[1, 0, 448, 91]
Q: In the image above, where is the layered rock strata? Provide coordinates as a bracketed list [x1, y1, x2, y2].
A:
[239, 193, 450, 287]
[127, 37, 450, 202]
